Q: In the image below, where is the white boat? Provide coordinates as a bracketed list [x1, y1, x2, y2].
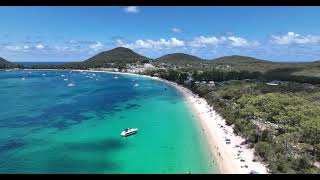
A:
[68, 82, 75, 87]
[134, 83, 139, 87]
[64, 78, 68, 81]
[121, 128, 138, 137]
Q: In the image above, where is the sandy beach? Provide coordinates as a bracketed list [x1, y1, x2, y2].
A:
[150, 77, 269, 174]
[22, 68, 269, 174]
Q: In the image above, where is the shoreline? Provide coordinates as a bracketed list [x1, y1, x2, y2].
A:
[7, 68, 269, 174]
[94, 70, 269, 174]
[151, 77, 269, 174]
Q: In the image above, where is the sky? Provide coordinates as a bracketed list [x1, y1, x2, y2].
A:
[1, 6, 320, 62]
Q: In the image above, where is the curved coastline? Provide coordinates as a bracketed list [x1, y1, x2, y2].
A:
[21, 68, 268, 174]
[81, 70, 268, 174]
[150, 77, 268, 174]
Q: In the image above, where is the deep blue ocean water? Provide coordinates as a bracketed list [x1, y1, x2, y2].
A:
[14, 62, 70, 67]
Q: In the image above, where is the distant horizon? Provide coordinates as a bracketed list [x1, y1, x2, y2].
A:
[1, 6, 320, 62]
[7, 46, 319, 63]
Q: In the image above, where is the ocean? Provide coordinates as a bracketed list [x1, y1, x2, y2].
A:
[14, 62, 69, 67]
[0, 69, 219, 174]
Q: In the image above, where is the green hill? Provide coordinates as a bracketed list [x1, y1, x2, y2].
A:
[29, 47, 320, 79]
[208, 55, 314, 73]
[211, 55, 272, 64]
[84, 47, 151, 64]
[55, 47, 152, 69]
[0, 57, 16, 68]
[156, 53, 203, 65]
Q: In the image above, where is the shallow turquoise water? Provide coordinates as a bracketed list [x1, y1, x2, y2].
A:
[0, 70, 219, 174]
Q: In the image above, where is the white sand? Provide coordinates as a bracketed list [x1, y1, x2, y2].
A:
[24, 68, 269, 174]
[150, 77, 269, 174]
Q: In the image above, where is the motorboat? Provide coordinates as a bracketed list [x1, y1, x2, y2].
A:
[68, 82, 75, 87]
[121, 128, 138, 137]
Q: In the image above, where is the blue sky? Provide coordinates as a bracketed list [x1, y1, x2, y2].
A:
[1, 6, 320, 62]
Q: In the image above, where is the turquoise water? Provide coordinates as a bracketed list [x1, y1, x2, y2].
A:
[0, 70, 219, 174]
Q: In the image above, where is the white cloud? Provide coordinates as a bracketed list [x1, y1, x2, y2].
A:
[117, 35, 259, 50]
[0, 39, 108, 57]
[55, 46, 70, 52]
[189, 36, 226, 47]
[170, 38, 185, 46]
[35, 43, 44, 49]
[89, 41, 103, 51]
[5, 45, 22, 51]
[271, 32, 320, 45]
[228, 36, 260, 47]
[171, 28, 182, 33]
[189, 35, 258, 48]
[123, 6, 140, 14]
[118, 38, 185, 49]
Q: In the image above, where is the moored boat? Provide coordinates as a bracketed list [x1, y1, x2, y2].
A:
[121, 128, 138, 137]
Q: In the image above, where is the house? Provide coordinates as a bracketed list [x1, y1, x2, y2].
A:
[143, 63, 155, 68]
[184, 76, 193, 84]
[208, 81, 215, 86]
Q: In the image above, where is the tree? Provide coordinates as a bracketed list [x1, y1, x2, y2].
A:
[177, 72, 188, 84]
[301, 117, 320, 157]
[254, 141, 273, 161]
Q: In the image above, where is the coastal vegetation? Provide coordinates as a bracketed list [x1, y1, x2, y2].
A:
[204, 82, 320, 173]
[143, 68, 320, 174]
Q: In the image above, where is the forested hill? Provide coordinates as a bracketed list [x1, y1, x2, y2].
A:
[156, 53, 203, 65]
[0, 57, 17, 68]
[84, 47, 151, 64]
